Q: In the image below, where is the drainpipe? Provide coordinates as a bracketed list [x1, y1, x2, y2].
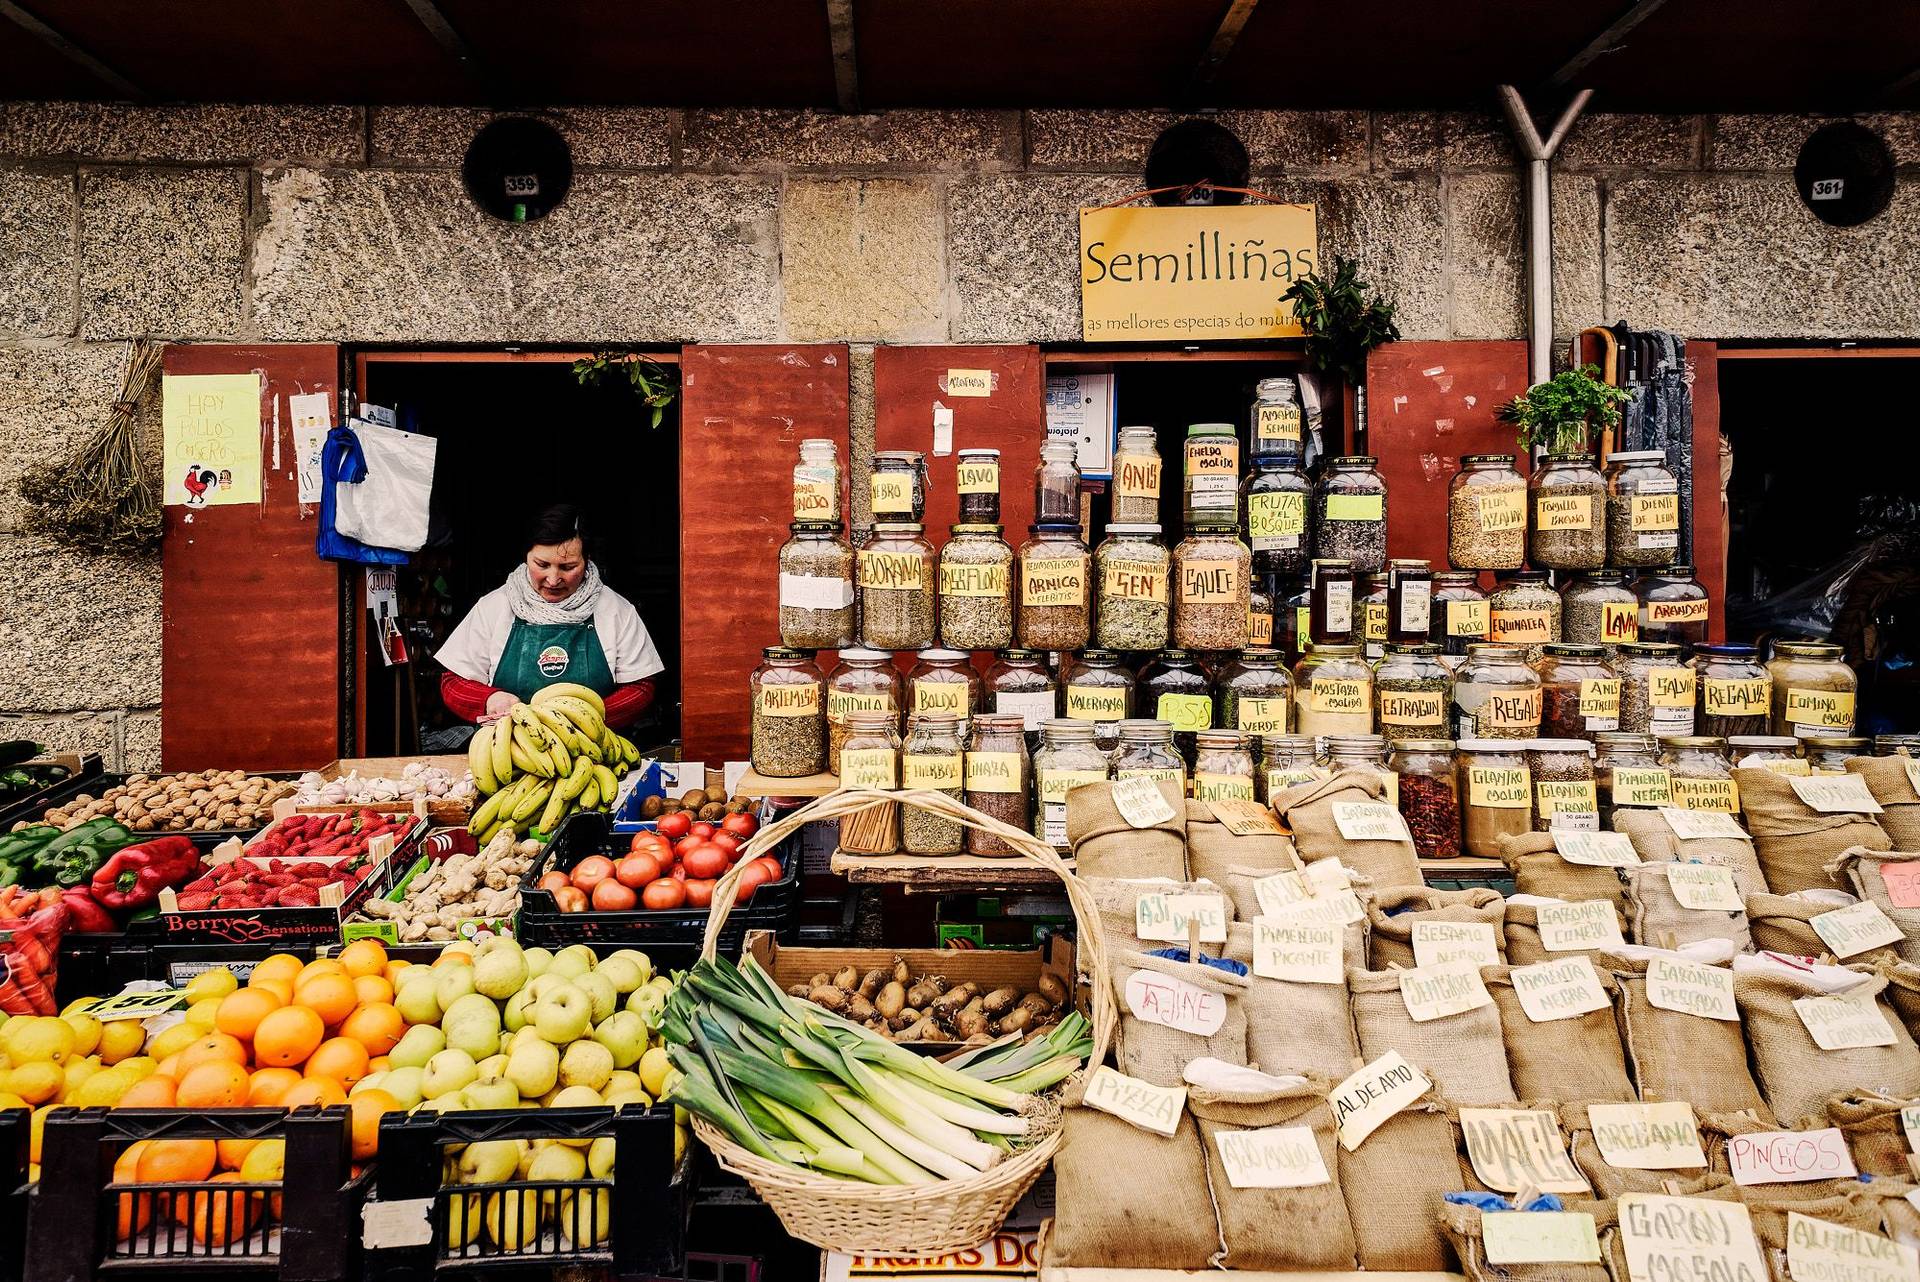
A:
[1497, 85, 1593, 383]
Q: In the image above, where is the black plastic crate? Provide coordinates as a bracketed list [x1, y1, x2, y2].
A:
[0, 753, 104, 830]
[0, 1107, 29, 1282]
[11, 770, 299, 844]
[516, 811, 799, 953]
[363, 1104, 690, 1279]
[26, 1105, 367, 1280]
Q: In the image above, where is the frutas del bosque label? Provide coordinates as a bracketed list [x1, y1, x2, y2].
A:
[870, 472, 914, 514]
[840, 748, 897, 789]
[1157, 693, 1213, 731]
[1115, 455, 1161, 499]
[1248, 492, 1307, 541]
[1180, 559, 1240, 603]
[1785, 688, 1855, 729]
[1311, 677, 1369, 713]
[1646, 597, 1710, 625]
[914, 680, 969, 717]
[939, 561, 1009, 598]
[1066, 684, 1128, 721]
[1379, 689, 1445, 726]
[1236, 697, 1286, 735]
[1491, 609, 1552, 643]
[964, 751, 1022, 793]
[1632, 492, 1681, 531]
[1448, 599, 1491, 637]
[1101, 559, 1168, 603]
[1485, 687, 1544, 728]
[1476, 489, 1527, 533]
[1535, 493, 1593, 530]
[1704, 677, 1770, 715]
[1601, 602, 1640, 644]
[757, 682, 821, 717]
[1469, 766, 1531, 808]
[955, 460, 998, 493]
[1194, 772, 1255, 802]
[1650, 667, 1696, 707]
[828, 689, 893, 720]
[1023, 558, 1086, 607]
[859, 549, 926, 590]
[903, 754, 962, 790]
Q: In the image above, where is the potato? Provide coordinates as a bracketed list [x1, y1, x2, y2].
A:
[698, 803, 725, 821]
[680, 789, 709, 809]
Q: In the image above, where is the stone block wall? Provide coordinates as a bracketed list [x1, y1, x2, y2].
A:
[0, 102, 1914, 765]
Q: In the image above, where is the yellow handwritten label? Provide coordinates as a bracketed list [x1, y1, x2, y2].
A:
[1632, 492, 1680, 531]
[1267, 766, 1322, 793]
[1194, 772, 1256, 802]
[1022, 558, 1086, 607]
[858, 548, 926, 590]
[1363, 601, 1388, 643]
[1785, 688, 1855, 730]
[1115, 455, 1161, 499]
[1325, 493, 1384, 522]
[1248, 491, 1307, 542]
[945, 369, 992, 397]
[1179, 558, 1241, 604]
[1295, 605, 1311, 643]
[757, 682, 821, 717]
[840, 748, 896, 789]
[1469, 766, 1531, 808]
[1491, 609, 1552, 643]
[1448, 599, 1490, 638]
[1704, 677, 1769, 716]
[1536, 493, 1594, 530]
[1065, 685, 1128, 721]
[913, 680, 969, 718]
[1486, 687, 1544, 729]
[1476, 489, 1527, 533]
[1157, 693, 1213, 732]
[1039, 768, 1108, 803]
[1537, 780, 1599, 816]
[1581, 679, 1621, 718]
[1310, 677, 1369, 714]
[828, 689, 894, 721]
[939, 560, 1009, 598]
[1379, 689, 1445, 727]
[964, 751, 1022, 794]
[1186, 438, 1239, 477]
[1101, 559, 1168, 604]
[1254, 402, 1302, 445]
[1650, 667, 1697, 708]
[1612, 767, 1674, 807]
[1671, 777, 1739, 812]
[1236, 697, 1287, 735]
[903, 754, 962, 790]
[1248, 609, 1273, 645]
[870, 472, 914, 514]
[954, 459, 998, 492]
[1647, 598, 1709, 625]
[1601, 602, 1640, 644]
[1117, 767, 1184, 785]
[793, 478, 836, 519]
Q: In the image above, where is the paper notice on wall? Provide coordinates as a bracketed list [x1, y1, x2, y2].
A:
[163, 373, 263, 506]
[289, 391, 332, 503]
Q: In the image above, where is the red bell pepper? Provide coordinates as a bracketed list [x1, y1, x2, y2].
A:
[59, 887, 117, 933]
[89, 836, 200, 911]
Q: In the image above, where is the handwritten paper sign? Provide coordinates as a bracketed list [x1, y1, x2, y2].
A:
[1253, 918, 1342, 984]
[1082, 1066, 1186, 1136]
[1660, 807, 1749, 841]
[1618, 1195, 1767, 1282]
[162, 373, 264, 507]
[1646, 957, 1739, 1021]
[1794, 991, 1897, 1050]
[1482, 1211, 1602, 1265]
[1879, 861, 1920, 909]
[1727, 1127, 1858, 1185]
[1788, 772, 1885, 814]
[1399, 961, 1493, 1023]
[1553, 829, 1641, 867]
[1251, 870, 1311, 916]
[1510, 955, 1613, 1022]
[1331, 801, 1411, 843]
[1458, 1108, 1591, 1194]
[1411, 920, 1501, 967]
[1265, 888, 1366, 930]
[1331, 1051, 1432, 1150]
[1811, 901, 1906, 959]
[1135, 892, 1229, 943]
[1208, 799, 1283, 835]
[1215, 1125, 1331, 1189]
[1786, 1213, 1920, 1282]
[1536, 901, 1625, 952]
[1112, 776, 1177, 828]
[1588, 1102, 1707, 1170]
[1666, 863, 1745, 912]
[1124, 969, 1228, 1036]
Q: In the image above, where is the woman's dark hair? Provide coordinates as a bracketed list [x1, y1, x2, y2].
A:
[528, 504, 591, 559]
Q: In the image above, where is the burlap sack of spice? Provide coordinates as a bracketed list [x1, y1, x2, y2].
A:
[1337, 1098, 1464, 1272]
[1624, 861, 1755, 952]
[1741, 1190, 1888, 1282]
[1184, 799, 1300, 888]
[1110, 948, 1250, 1087]
[1692, 1108, 1869, 1200]
[1083, 875, 1234, 971]
[1183, 1061, 1358, 1271]
[1737, 765, 1892, 894]
[1497, 829, 1632, 916]
[1561, 1099, 1697, 1200]
[1485, 965, 1634, 1101]
[1611, 806, 1769, 888]
[1857, 1177, 1920, 1249]
[1832, 846, 1920, 964]
[1732, 955, 1920, 1130]
[1044, 1076, 1220, 1269]
[1745, 889, 1901, 965]
[1601, 946, 1774, 1120]
[1440, 1199, 1615, 1282]
[1848, 755, 1920, 850]
[1223, 923, 1359, 1079]
[1876, 959, 1920, 1039]
[1502, 897, 1632, 967]
[1364, 886, 1507, 969]
[1598, 1177, 1743, 1280]
[1824, 1091, 1919, 1177]
[1273, 769, 1423, 890]
[1219, 863, 1374, 940]
[1066, 778, 1189, 881]
[1348, 966, 1515, 1106]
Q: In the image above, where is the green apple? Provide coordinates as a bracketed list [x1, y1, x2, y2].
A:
[472, 938, 529, 999]
[433, 964, 477, 1010]
[592, 1011, 648, 1069]
[422, 1048, 479, 1101]
[475, 1053, 507, 1079]
[381, 1066, 425, 1109]
[503, 988, 533, 1033]
[625, 985, 667, 1024]
[605, 1070, 642, 1097]
[445, 1193, 485, 1247]
[532, 984, 593, 1044]
[574, 971, 617, 1024]
[521, 946, 553, 978]
[594, 953, 646, 995]
[607, 948, 653, 984]
[348, 1071, 386, 1097]
[393, 977, 443, 1026]
[527, 1144, 586, 1209]
[485, 1189, 542, 1251]
[558, 1188, 612, 1246]
[550, 1085, 605, 1145]
[457, 1138, 520, 1184]
[504, 1038, 559, 1099]
[587, 1135, 616, 1178]
[559, 1039, 614, 1092]
[638, 1047, 673, 1098]
[442, 992, 504, 1060]
[547, 945, 596, 981]
[462, 1075, 519, 1111]
[603, 1087, 651, 1111]
[525, 974, 575, 1004]
[389, 1024, 445, 1071]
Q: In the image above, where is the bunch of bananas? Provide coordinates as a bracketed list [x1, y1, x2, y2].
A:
[466, 684, 641, 842]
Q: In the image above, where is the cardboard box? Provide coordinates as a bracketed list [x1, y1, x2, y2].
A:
[310, 755, 473, 824]
[341, 851, 518, 947]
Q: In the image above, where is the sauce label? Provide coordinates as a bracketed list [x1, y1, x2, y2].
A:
[964, 751, 1022, 794]
[858, 548, 927, 590]
[1194, 772, 1255, 803]
[1491, 609, 1552, 643]
[758, 682, 822, 717]
[1475, 489, 1527, 533]
[903, 754, 962, 790]
[1065, 684, 1127, 721]
[939, 560, 1009, 598]
[1324, 493, 1384, 522]
[870, 472, 915, 514]
[1379, 689, 1445, 727]
[1022, 558, 1086, 607]
[1469, 766, 1531, 808]
[828, 689, 893, 720]
[1247, 609, 1273, 645]
[1038, 768, 1107, 803]
[1254, 402, 1303, 446]
[839, 748, 897, 789]
[1601, 601, 1640, 644]
[1179, 559, 1241, 604]
[1236, 696, 1287, 735]
[1485, 687, 1543, 729]
[1631, 492, 1680, 531]
[955, 460, 998, 493]
[1704, 677, 1769, 715]
[913, 680, 969, 718]
[1100, 559, 1168, 603]
[1115, 455, 1162, 499]
[1248, 491, 1306, 542]
[1785, 688, 1855, 730]
[1646, 597, 1709, 625]
[1612, 767, 1673, 807]
[1580, 679, 1621, 719]
[1157, 692, 1214, 732]
[1670, 776, 1738, 812]
[1447, 598, 1490, 638]
[1650, 667, 1696, 707]
[1310, 677, 1369, 714]
[1536, 493, 1593, 530]
[793, 477, 837, 519]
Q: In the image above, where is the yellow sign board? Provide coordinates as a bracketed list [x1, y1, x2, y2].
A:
[162, 373, 263, 506]
[1079, 203, 1318, 342]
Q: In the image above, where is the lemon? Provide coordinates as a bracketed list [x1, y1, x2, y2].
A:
[9, 1017, 76, 1066]
[61, 1056, 102, 1099]
[239, 1139, 285, 1183]
[97, 1021, 146, 1066]
[5, 1062, 63, 1106]
[61, 996, 100, 1016]
[63, 1013, 103, 1057]
[68, 1064, 140, 1108]
[145, 1022, 202, 1062]
[184, 999, 220, 1031]
[183, 968, 239, 1002]
[0, 1091, 26, 1111]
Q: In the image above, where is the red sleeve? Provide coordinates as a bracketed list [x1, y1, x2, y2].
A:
[441, 671, 500, 723]
[602, 679, 655, 729]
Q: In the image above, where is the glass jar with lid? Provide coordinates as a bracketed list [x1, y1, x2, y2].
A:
[793, 438, 842, 522]
[1729, 735, 1807, 775]
[955, 448, 1001, 524]
[900, 714, 966, 855]
[1248, 571, 1277, 649]
[1358, 574, 1390, 662]
[1528, 739, 1598, 831]
[1537, 643, 1619, 741]
[1260, 734, 1325, 801]
[1528, 452, 1608, 571]
[1292, 642, 1374, 739]
[1638, 567, 1710, 646]
[1458, 740, 1532, 858]
[1376, 643, 1451, 740]
[858, 522, 935, 649]
[1017, 523, 1091, 650]
[1313, 456, 1387, 574]
[778, 522, 856, 649]
[1216, 648, 1291, 748]
[1094, 524, 1171, 651]
[1244, 455, 1311, 578]
[750, 646, 826, 778]
[1806, 737, 1870, 775]
[1282, 576, 1312, 662]
[1063, 650, 1135, 753]
[1431, 571, 1491, 664]
[937, 524, 1014, 651]
[908, 649, 981, 732]
[1173, 520, 1252, 651]
[987, 648, 1057, 742]
[1034, 440, 1080, 525]
[1561, 570, 1639, 652]
[1451, 643, 1542, 740]
[1184, 423, 1241, 524]
[1488, 571, 1562, 661]
[1768, 641, 1857, 740]
[1325, 733, 1395, 803]
[837, 712, 901, 853]
[1392, 739, 1460, 858]
[1387, 560, 1434, 646]
[1658, 736, 1737, 812]
[827, 649, 900, 774]
[1877, 736, 1920, 758]
[1250, 376, 1304, 457]
[964, 714, 1030, 856]
[1694, 644, 1770, 739]
[870, 450, 927, 523]
[1595, 731, 1669, 822]
[1193, 730, 1256, 802]
[1032, 719, 1109, 850]
[1447, 454, 1527, 571]
[1605, 450, 1681, 569]
[1309, 558, 1356, 645]
[1111, 426, 1163, 524]
[1114, 719, 1185, 787]
[1616, 641, 1695, 737]
[1139, 650, 1213, 763]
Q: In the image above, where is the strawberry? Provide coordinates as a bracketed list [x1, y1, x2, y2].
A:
[277, 883, 319, 907]
[174, 891, 215, 911]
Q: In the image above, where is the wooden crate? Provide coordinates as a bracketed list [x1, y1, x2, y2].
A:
[306, 757, 472, 824]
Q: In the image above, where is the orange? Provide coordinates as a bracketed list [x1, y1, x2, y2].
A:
[292, 973, 357, 1028]
[351, 974, 394, 1006]
[383, 959, 412, 984]
[177, 1060, 250, 1109]
[136, 1139, 217, 1185]
[346, 1088, 400, 1160]
[252, 1006, 325, 1069]
[155, 1053, 183, 1080]
[176, 1032, 248, 1074]
[304, 1037, 369, 1088]
[214, 988, 284, 1042]
[249, 978, 293, 1005]
[245, 1067, 302, 1107]
[281, 1075, 346, 1108]
[215, 1138, 257, 1171]
[117, 1074, 178, 1109]
[296, 958, 346, 983]
[367, 1055, 390, 1074]
[338, 939, 388, 979]
[431, 951, 472, 968]
[113, 1141, 152, 1238]
[189, 1172, 249, 1246]
[338, 1004, 403, 1058]
[248, 955, 302, 988]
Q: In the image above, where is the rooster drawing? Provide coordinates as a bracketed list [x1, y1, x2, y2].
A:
[181, 465, 217, 508]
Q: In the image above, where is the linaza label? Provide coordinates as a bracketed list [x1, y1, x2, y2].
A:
[1704, 677, 1770, 716]
[1254, 401, 1303, 448]
[758, 681, 821, 717]
[964, 751, 1022, 794]
[955, 459, 999, 493]
[858, 548, 926, 591]
[1022, 557, 1086, 607]
[1379, 688, 1445, 728]
[1101, 559, 1167, 603]
[1310, 676, 1369, 714]
[1248, 492, 1306, 549]
[1065, 684, 1127, 722]
[1179, 559, 1240, 604]
[1447, 599, 1490, 639]
[913, 679, 969, 719]
[938, 560, 1009, 598]
[1491, 609, 1552, 643]
[1535, 492, 1593, 530]
[1486, 687, 1543, 730]
[1115, 454, 1161, 500]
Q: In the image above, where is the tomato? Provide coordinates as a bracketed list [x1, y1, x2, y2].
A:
[569, 856, 616, 891]
[641, 878, 686, 910]
[749, 855, 785, 883]
[615, 853, 662, 888]
[655, 812, 691, 839]
[683, 878, 716, 909]
[669, 862, 687, 881]
[734, 861, 773, 903]
[629, 831, 671, 856]
[536, 871, 570, 892]
[690, 822, 716, 840]
[721, 812, 759, 839]
[709, 832, 741, 857]
[591, 879, 638, 911]
[673, 834, 704, 859]
[553, 885, 589, 913]
[681, 843, 730, 880]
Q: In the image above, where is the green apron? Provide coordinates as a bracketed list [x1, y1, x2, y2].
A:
[492, 619, 615, 702]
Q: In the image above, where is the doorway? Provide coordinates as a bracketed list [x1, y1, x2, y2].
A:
[349, 351, 682, 757]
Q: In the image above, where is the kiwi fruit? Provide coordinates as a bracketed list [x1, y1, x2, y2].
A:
[681, 789, 709, 809]
[639, 795, 664, 818]
[726, 796, 753, 814]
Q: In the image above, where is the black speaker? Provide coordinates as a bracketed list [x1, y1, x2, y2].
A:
[1144, 119, 1250, 206]
[463, 117, 573, 222]
[1794, 121, 1894, 227]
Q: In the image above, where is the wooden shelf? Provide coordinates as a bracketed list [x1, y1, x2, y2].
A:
[1043, 1271, 1466, 1281]
[830, 850, 1068, 894]
[1420, 856, 1508, 877]
[733, 769, 841, 799]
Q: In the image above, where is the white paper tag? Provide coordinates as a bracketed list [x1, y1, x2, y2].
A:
[1124, 969, 1229, 1036]
[1398, 960, 1494, 1022]
[1135, 892, 1229, 943]
[1726, 1127, 1858, 1185]
[994, 689, 1056, 733]
[1252, 917, 1342, 984]
[1112, 776, 1177, 828]
[1789, 772, 1886, 814]
[1331, 1050, 1432, 1151]
[1794, 990, 1897, 1050]
[361, 1197, 435, 1248]
[1665, 863, 1745, 911]
[1660, 807, 1749, 840]
[1510, 955, 1613, 1022]
[1251, 870, 1311, 916]
[1588, 1102, 1707, 1170]
[1459, 1108, 1591, 1194]
[1081, 1065, 1187, 1136]
[1645, 956, 1738, 1021]
[1264, 889, 1366, 930]
[1331, 801, 1411, 843]
[778, 572, 855, 611]
[1301, 858, 1353, 898]
[1786, 1212, 1919, 1282]
[1536, 900, 1625, 952]
[1812, 900, 1906, 958]
[1905, 757, 1920, 798]
[1410, 920, 1501, 967]
[1618, 1195, 1768, 1282]
[1553, 830, 1641, 867]
[1215, 1125, 1331, 1189]
[1483, 1211, 1603, 1265]
[1904, 1105, 1920, 1155]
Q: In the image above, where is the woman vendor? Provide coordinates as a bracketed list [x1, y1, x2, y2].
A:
[438, 505, 663, 728]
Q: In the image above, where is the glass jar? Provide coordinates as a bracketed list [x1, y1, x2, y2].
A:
[1033, 719, 1109, 850]
[1528, 452, 1608, 571]
[793, 438, 841, 522]
[1488, 571, 1562, 661]
[987, 648, 1058, 741]
[964, 714, 1030, 856]
[1616, 641, 1695, 738]
[1034, 440, 1080, 525]
[1359, 574, 1390, 662]
[1387, 559, 1434, 646]
[1528, 739, 1599, 831]
[1729, 735, 1808, 775]
[1694, 644, 1771, 739]
[1063, 650, 1135, 754]
[870, 450, 927, 522]
[1326, 733, 1395, 804]
[1560, 570, 1640, 652]
[1595, 731, 1668, 823]
[1431, 571, 1491, 664]
[1658, 736, 1738, 812]
[750, 646, 826, 778]
[1251, 376, 1304, 458]
[1184, 423, 1241, 524]
[837, 712, 901, 853]
[1017, 524, 1092, 650]
[1537, 643, 1619, 740]
[777, 522, 856, 649]
[1458, 740, 1532, 858]
[1260, 734, 1326, 801]
[1447, 454, 1528, 571]
[1452, 643, 1543, 740]
[1292, 643, 1374, 739]
[1605, 450, 1681, 569]
[1309, 558, 1356, 645]
[1807, 737, 1871, 775]
[1376, 643, 1451, 739]
[1313, 456, 1387, 574]
[1392, 739, 1461, 858]
[901, 714, 966, 855]
[858, 521, 935, 650]
[1139, 650, 1213, 764]
[826, 649, 900, 774]
[1768, 641, 1857, 740]
[1112, 426, 1163, 524]
[1094, 524, 1171, 651]
[1877, 736, 1920, 757]
[937, 524, 1015, 651]
[1282, 577, 1312, 663]
[907, 649, 982, 736]
[1244, 455, 1311, 578]
[1193, 730, 1256, 802]
[1216, 648, 1292, 748]
[955, 448, 1001, 524]
[1173, 521, 1252, 651]
[1114, 720, 1185, 788]
[1637, 567, 1710, 646]
[1247, 571, 1277, 650]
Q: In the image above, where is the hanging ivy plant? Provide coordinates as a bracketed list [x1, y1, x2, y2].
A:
[1498, 365, 1631, 454]
[573, 349, 679, 429]
[1281, 255, 1401, 385]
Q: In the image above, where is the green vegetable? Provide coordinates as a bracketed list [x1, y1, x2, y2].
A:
[1498, 364, 1633, 454]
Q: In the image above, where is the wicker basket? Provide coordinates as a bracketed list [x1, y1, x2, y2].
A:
[692, 786, 1113, 1255]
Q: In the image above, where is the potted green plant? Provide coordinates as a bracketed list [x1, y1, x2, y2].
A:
[1282, 255, 1401, 442]
[1498, 365, 1631, 454]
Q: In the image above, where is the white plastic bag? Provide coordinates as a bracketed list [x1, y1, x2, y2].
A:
[333, 421, 436, 552]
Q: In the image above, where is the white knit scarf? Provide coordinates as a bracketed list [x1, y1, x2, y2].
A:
[505, 560, 603, 626]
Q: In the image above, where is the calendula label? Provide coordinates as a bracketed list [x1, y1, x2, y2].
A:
[1612, 767, 1674, 807]
[955, 459, 998, 493]
[1491, 609, 1551, 643]
[757, 682, 821, 717]
[1022, 558, 1086, 607]
[1536, 779, 1598, 817]
[913, 680, 969, 718]
[1785, 687, 1855, 732]
[1468, 766, 1531, 808]
[1536, 492, 1594, 530]
[1325, 493, 1383, 522]
[1486, 687, 1543, 729]
[793, 477, 836, 519]
[1646, 597, 1710, 625]
[828, 689, 893, 720]
[1536, 899, 1624, 952]
[1065, 684, 1126, 721]
[1363, 601, 1388, 643]
[1447, 598, 1490, 637]
[1114, 455, 1161, 499]
[939, 560, 1008, 598]
[1037, 768, 1107, 805]
[1704, 677, 1769, 715]
[1310, 677, 1369, 714]
[1100, 559, 1167, 603]
[903, 754, 962, 790]
[1247, 609, 1273, 645]
[858, 549, 927, 590]
[1179, 559, 1240, 604]
[1475, 488, 1527, 533]
[1650, 667, 1696, 707]
[839, 748, 896, 789]
[964, 751, 1022, 794]
[1248, 492, 1306, 542]
[1254, 402, 1303, 446]
[1235, 697, 1286, 735]
[1600, 601, 1640, 644]
[870, 472, 914, 513]
[1580, 679, 1621, 719]
[1632, 492, 1680, 531]
[1152, 693, 1211, 733]
[1193, 772, 1255, 803]
[1379, 689, 1445, 727]
[1670, 776, 1738, 812]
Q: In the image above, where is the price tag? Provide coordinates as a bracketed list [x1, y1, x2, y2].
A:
[1553, 830, 1641, 867]
[362, 1197, 436, 1249]
[1510, 955, 1613, 1022]
[1253, 917, 1342, 984]
[1788, 772, 1885, 814]
[1665, 863, 1744, 911]
[1251, 869, 1310, 915]
[1410, 920, 1501, 967]
[1811, 900, 1905, 958]
[1458, 1108, 1591, 1194]
[1588, 1102, 1707, 1170]
[1880, 860, 1920, 909]
[78, 988, 188, 1021]
[1618, 1195, 1767, 1282]
[1483, 1211, 1601, 1265]
[1727, 1127, 1858, 1186]
[1646, 956, 1738, 1021]
[1135, 892, 1229, 944]
[1614, 768, 1675, 807]
[1659, 807, 1748, 840]
[1081, 1065, 1186, 1136]
[1795, 990, 1897, 1050]
[1330, 1050, 1432, 1151]
[1124, 969, 1228, 1035]
[1111, 776, 1176, 828]
[1536, 900, 1624, 952]
[1786, 1213, 1919, 1282]
[1331, 801, 1410, 842]
[1207, 799, 1282, 836]
[1398, 960, 1493, 1023]
[1216, 1125, 1331, 1189]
